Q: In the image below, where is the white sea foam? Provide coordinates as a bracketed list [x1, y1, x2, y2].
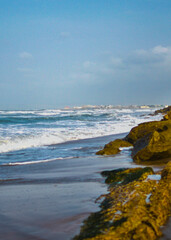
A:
[115, 109, 133, 113]
[119, 146, 133, 150]
[4, 156, 74, 166]
[0, 132, 66, 153]
[146, 193, 152, 204]
[147, 174, 161, 181]
[0, 110, 36, 115]
[0, 108, 162, 154]
[36, 109, 63, 116]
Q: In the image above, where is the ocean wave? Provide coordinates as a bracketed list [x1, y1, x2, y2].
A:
[0, 113, 112, 124]
[3, 156, 75, 166]
[0, 110, 36, 115]
[0, 108, 162, 154]
[0, 132, 66, 153]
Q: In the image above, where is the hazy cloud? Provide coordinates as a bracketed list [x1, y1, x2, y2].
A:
[19, 52, 33, 59]
[17, 67, 34, 73]
[111, 57, 123, 67]
[71, 45, 171, 85]
[152, 45, 169, 54]
[125, 46, 169, 65]
[59, 32, 70, 39]
[83, 61, 96, 69]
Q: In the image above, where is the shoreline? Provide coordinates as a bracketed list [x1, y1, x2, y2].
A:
[74, 106, 171, 240]
[0, 134, 139, 240]
[0, 107, 170, 239]
[0, 132, 126, 167]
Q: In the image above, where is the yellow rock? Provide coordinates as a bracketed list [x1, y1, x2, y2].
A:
[73, 163, 171, 240]
[96, 139, 132, 155]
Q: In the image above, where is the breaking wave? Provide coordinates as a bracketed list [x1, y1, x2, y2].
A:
[0, 107, 161, 154]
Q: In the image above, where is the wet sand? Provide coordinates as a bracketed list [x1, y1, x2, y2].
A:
[160, 218, 171, 240]
[0, 146, 137, 240]
[0, 182, 101, 240]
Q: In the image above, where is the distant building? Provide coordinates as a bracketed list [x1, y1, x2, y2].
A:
[140, 105, 150, 109]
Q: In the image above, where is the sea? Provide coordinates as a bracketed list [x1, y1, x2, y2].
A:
[0, 106, 163, 240]
[0, 106, 161, 166]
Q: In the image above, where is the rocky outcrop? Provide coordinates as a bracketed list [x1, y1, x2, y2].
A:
[126, 119, 171, 163]
[154, 106, 171, 116]
[96, 107, 171, 163]
[96, 139, 132, 155]
[74, 107, 171, 240]
[163, 110, 171, 120]
[124, 120, 169, 144]
[73, 162, 171, 240]
[153, 106, 171, 120]
[132, 126, 171, 163]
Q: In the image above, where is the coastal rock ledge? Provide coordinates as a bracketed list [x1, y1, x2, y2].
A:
[96, 139, 133, 155]
[73, 162, 171, 240]
[96, 106, 171, 164]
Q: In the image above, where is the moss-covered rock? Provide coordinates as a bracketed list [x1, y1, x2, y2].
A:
[96, 106, 171, 163]
[101, 167, 153, 184]
[163, 110, 171, 120]
[96, 139, 132, 155]
[154, 105, 171, 115]
[73, 162, 171, 240]
[124, 120, 170, 145]
[132, 127, 171, 163]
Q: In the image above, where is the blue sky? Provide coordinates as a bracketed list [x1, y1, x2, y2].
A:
[0, 0, 171, 109]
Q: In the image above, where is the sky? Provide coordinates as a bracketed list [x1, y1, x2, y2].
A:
[0, 0, 171, 109]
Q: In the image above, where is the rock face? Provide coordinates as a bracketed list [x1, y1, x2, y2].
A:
[124, 120, 169, 144]
[73, 162, 171, 240]
[96, 106, 171, 163]
[132, 126, 171, 163]
[96, 139, 132, 155]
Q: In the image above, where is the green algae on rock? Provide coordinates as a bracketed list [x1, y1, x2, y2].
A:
[124, 120, 170, 145]
[101, 167, 153, 184]
[132, 125, 171, 163]
[73, 162, 171, 240]
[96, 139, 132, 155]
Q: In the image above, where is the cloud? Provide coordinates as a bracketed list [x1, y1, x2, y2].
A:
[125, 47, 169, 65]
[19, 52, 33, 59]
[66, 45, 171, 104]
[59, 32, 70, 39]
[111, 57, 123, 66]
[83, 61, 96, 69]
[152, 45, 169, 54]
[123, 45, 171, 76]
[17, 67, 34, 73]
[70, 45, 171, 85]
